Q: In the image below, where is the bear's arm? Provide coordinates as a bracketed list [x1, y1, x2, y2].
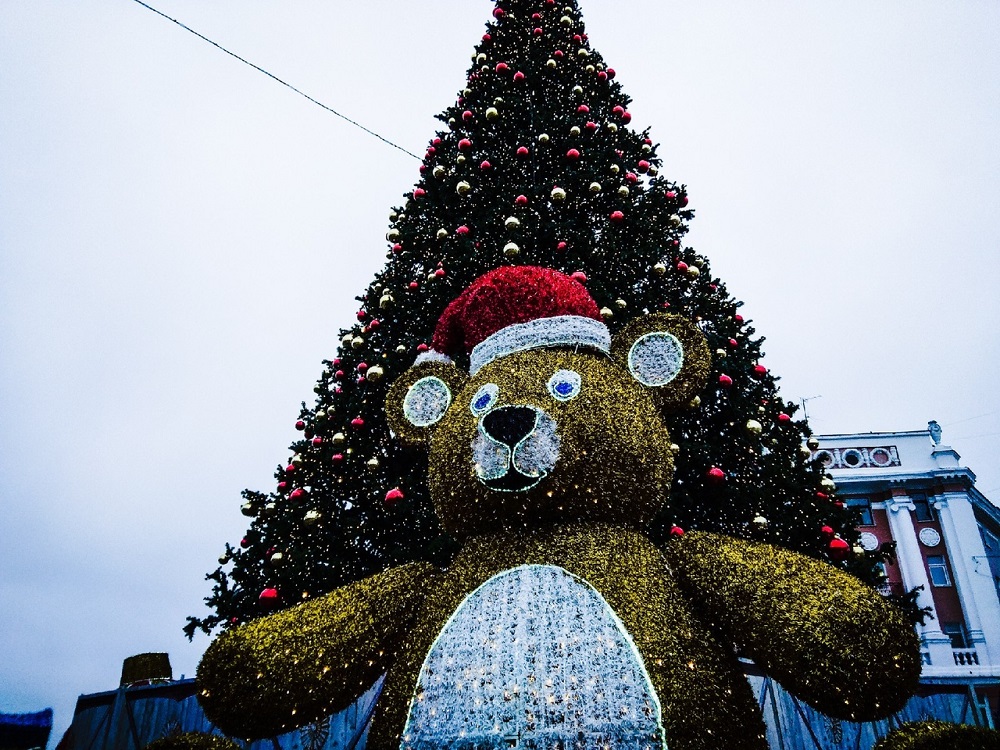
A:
[663, 531, 921, 722]
[196, 561, 436, 739]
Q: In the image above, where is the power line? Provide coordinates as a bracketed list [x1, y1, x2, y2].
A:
[129, 0, 421, 160]
[943, 410, 1000, 428]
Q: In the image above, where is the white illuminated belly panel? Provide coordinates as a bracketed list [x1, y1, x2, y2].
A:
[401, 564, 666, 750]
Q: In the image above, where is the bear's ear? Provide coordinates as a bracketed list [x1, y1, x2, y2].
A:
[611, 313, 711, 412]
[386, 360, 469, 447]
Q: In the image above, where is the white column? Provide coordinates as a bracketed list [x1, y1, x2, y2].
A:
[885, 495, 952, 669]
[935, 492, 1000, 668]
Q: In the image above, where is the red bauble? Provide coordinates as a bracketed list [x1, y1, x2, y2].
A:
[676, 261, 689, 272]
[392, 243, 403, 253]
[828, 538, 850, 561]
[409, 281, 419, 289]
[413, 187, 426, 198]
[637, 160, 650, 173]
[556, 241, 568, 251]
[626, 172, 638, 183]
[820, 525, 835, 539]
[295, 420, 306, 431]
[597, 71, 608, 81]
[516, 146, 529, 157]
[554, 49, 564, 58]
[350, 417, 365, 430]
[312, 436, 323, 446]
[456, 225, 470, 236]
[368, 319, 380, 329]
[435, 268, 446, 277]
[728, 338, 738, 348]
[335, 370, 344, 379]
[482, 33, 492, 42]
[566, 148, 581, 160]
[462, 110, 474, 121]
[622, 111, 632, 123]
[332, 453, 344, 464]
[586, 121, 598, 131]
[612, 105, 625, 116]
[277, 481, 287, 491]
[458, 138, 472, 151]
[707, 467, 726, 483]
[492, 8, 504, 18]
[577, 104, 590, 114]
[385, 487, 405, 504]
[357, 362, 368, 371]
[289, 488, 306, 501]
[533, 27, 543, 35]
[753, 364, 768, 378]
[515, 194, 529, 205]
[607, 68, 616, 78]
[417, 342, 429, 352]
[610, 210, 625, 222]
[816, 491, 829, 500]
[718, 374, 733, 387]
[666, 190, 677, 200]
[259, 588, 280, 605]
[735, 313, 744, 323]
[495, 62, 509, 73]
[480, 160, 492, 170]
[285, 464, 295, 473]
[571, 271, 588, 283]
[670, 525, 685, 538]
[514, 70, 526, 82]
[777, 414, 791, 423]
[240, 537, 249, 548]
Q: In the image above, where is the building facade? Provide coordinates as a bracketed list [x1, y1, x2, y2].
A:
[811, 423, 1000, 728]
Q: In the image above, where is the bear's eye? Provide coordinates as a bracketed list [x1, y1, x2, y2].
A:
[547, 370, 582, 402]
[470, 383, 500, 415]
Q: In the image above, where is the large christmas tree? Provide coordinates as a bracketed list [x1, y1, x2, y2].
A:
[186, 0, 901, 637]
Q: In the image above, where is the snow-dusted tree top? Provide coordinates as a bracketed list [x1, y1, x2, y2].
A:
[402, 565, 666, 750]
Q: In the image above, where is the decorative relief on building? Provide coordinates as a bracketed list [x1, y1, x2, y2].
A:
[918, 528, 942, 548]
[859, 532, 880, 552]
[812, 446, 900, 470]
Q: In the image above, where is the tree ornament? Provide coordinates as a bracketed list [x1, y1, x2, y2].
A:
[516, 146, 529, 157]
[351, 336, 365, 349]
[828, 537, 850, 561]
[513, 71, 526, 82]
[504, 242, 521, 257]
[270, 552, 284, 566]
[385, 487, 405, 504]
[258, 588, 279, 605]
[589, 182, 602, 193]
[653, 262, 667, 276]
[367, 365, 384, 382]
[807, 437, 820, 450]
[778, 413, 791, 423]
[718, 374, 733, 388]
[550, 186, 567, 202]
[569, 126, 581, 136]
[240, 502, 254, 516]
[351, 417, 365, 430]
[263, 502, 277, 517]
[600, 307, 613, 320]
[707, 467, 726, 483]
[687, 265, 701, 278]
[610, 210, 625, 222]
[753, 364, 768, 378]
[669, 525, 685, 538]
[432, 165, 446, 179]
[617, 186, 630, 198]
[745, 420, 763, 436]
[566, 148, 581, 160]
[294, 420, 306, 431]
[456, 181, 472, 196]
[505, 216, 521, 229]
[486, 107, 499, 120]
[456, 225, 470, 236]
[538, 133, 551, 144]
[753, 515, 769, 529]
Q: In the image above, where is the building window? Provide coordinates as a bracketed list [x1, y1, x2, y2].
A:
[942, 622, 970, 649]
[927, 554, 951, 586]
[846, 497, 874, 526]
[911, 492, 935, 522]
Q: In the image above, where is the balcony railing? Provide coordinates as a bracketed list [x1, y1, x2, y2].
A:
[953, 649, 979, 666]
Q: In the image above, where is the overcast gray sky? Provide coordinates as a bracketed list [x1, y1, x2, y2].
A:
[2, 1, 999, 744]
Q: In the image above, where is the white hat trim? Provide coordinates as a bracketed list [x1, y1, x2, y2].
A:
[415, 350, 454, 366]
[470, 315, 611, 375]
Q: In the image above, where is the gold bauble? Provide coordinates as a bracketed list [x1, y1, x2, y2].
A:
[669, 214, 682, 227]
[386, 228, 400, 242]
[303, 510, 321, 526]
[821, 477, 837, 491]
[332, 432, 346, 445]
[263, 502, 277, 517]
[476, 53, 487, 63]
[367, 457, 380, 469]
[505, 216, 521, 230]
[716, 348, 727, 359]
[753, 515, 769, 529]
[745, 419, 763, 436]
[270, 552, 284, 566]
[687, 265, 701, 278]
[560, 15, 573, 25]
[570, 126, 581, 136]
[807, 437, 820, 450]
[607, 122, 619, 133]
[432, 165, 446, 179]
[456, 181, 471, 196]
[572, 85, 584, 95]
[546, 59, 557, 69]
[577, 48, 589, 58]
[653, 262, 667, 275]
[609, 164, 620, 174]
[366, 365, 384, 382]
[600, 307, 614, 320]
[589, 182, 602, 193]
[615, 298, 627, 309]
[240, 502, 254, 516]
[379, 294, 394, 309]
[486, 107, 499, 121]
[291, 454, 304, 466]
[504, 242, 520, 257]
[618, 186, 630, 198]
[436, 228, 449, 239]
[689, 395, 702, 408]
[550, 187, 567, 201]
[395, 345, 407, 354]
[538, 133, 551, 144]
[456, 154, 466, 165]
[351, 336, 365, 349]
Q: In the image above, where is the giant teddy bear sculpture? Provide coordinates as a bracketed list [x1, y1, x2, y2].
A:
[197, 266, 920, 750]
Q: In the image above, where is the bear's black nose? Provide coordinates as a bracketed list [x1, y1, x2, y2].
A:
[481, 406, 537, 448]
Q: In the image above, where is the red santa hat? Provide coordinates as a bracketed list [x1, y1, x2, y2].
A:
[416, 266, 611, 375]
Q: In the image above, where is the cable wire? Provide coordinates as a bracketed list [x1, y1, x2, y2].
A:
[129, 0, 420, 160]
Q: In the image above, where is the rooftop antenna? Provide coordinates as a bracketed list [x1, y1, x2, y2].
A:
[801, 395, 822, 421]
